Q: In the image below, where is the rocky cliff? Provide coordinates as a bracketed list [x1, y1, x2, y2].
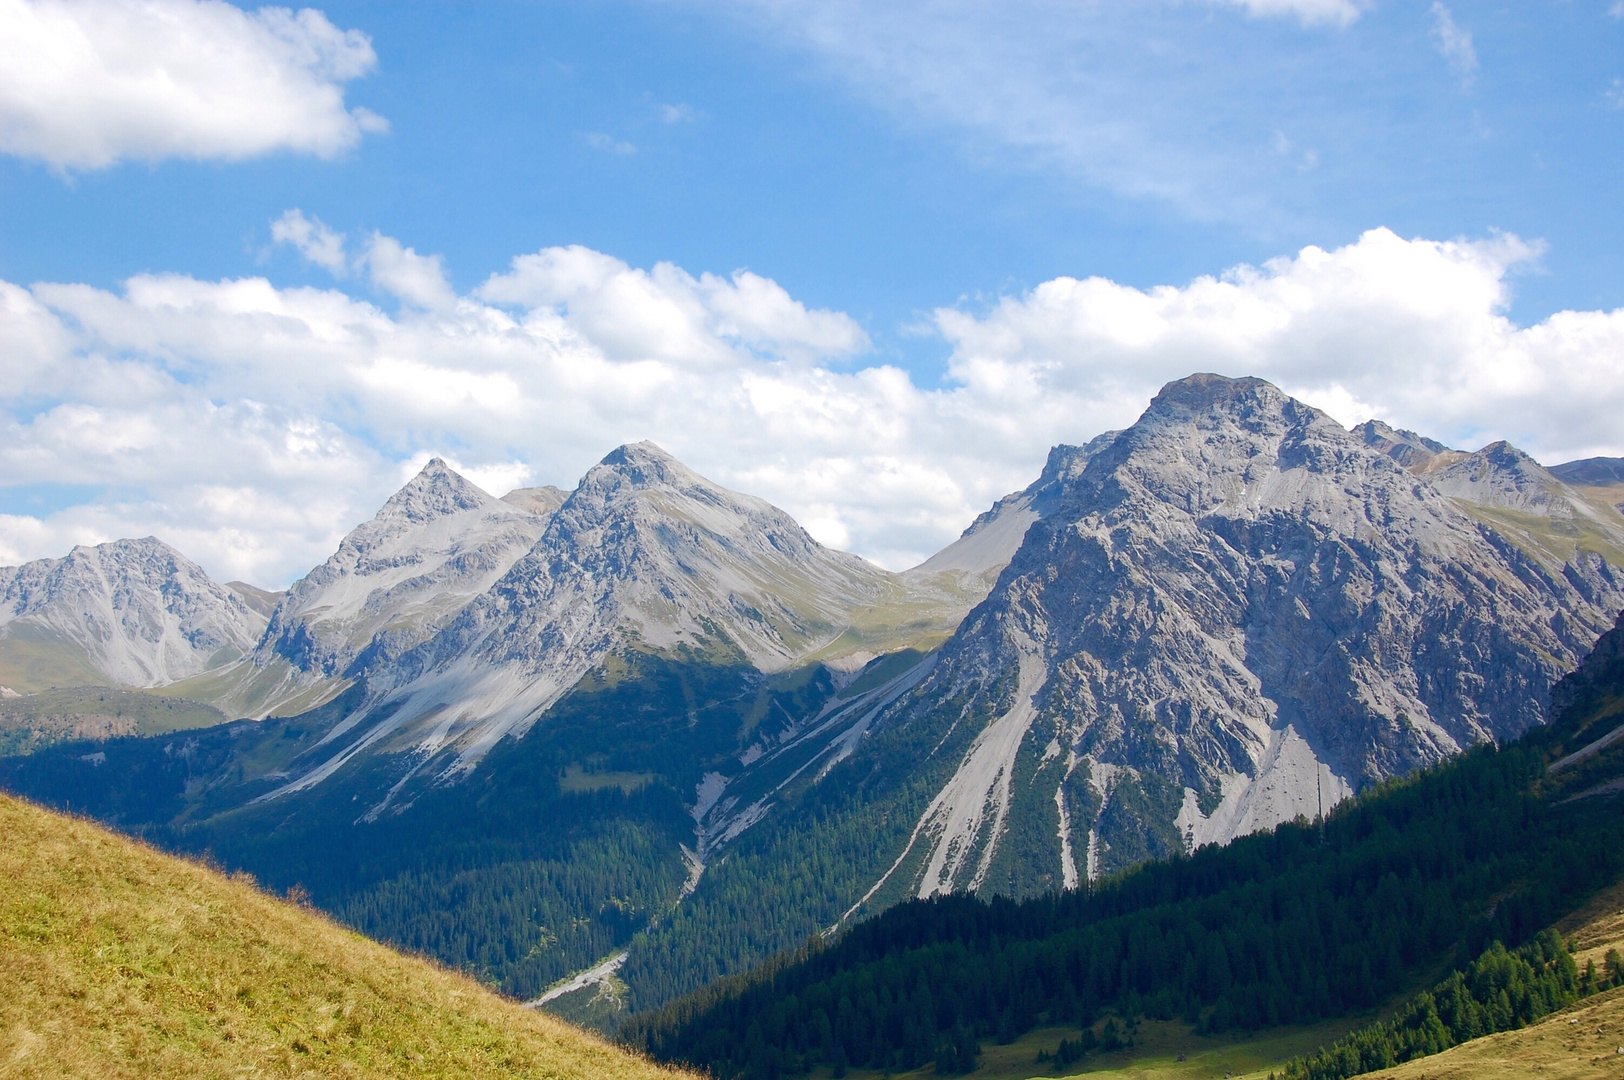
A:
[852, 375, 1624, 903]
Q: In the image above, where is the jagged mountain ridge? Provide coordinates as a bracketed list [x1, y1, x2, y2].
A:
[0, 537, 265, 693]
[1355, 421, 1624, 580]
[5, 376, 1624, 1027]
[258, 458, 553, 679]
[264, 442, 982, 807]
[845, 375, 1623, 906]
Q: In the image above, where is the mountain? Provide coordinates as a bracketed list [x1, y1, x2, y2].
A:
[255, 441, 977, 811]
[1356, 423, 1624, 573]
[165, 459, 554, 720]
[260, 457, 553, 677]
[0, 789, 691, 1080]
[1551, 456, 1624, 487]
[4, 378, 1622, 1033]
[632, 603, 1624, 1080]
[844, 375, 1622, 904]
[0, 537, 265, 694]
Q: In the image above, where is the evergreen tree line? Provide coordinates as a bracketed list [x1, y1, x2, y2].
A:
[1277, 929, 1624, 1080]
[630, 710, 1624, 1080]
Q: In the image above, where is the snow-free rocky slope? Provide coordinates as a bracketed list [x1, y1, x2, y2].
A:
[260, 442, 980, 809]
[844, 375, 1624, 906]
[0, 538, 265, 694]
[166, 459, 557, 721]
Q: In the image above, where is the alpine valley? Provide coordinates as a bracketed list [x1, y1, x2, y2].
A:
[4, 373, 1623, 1036]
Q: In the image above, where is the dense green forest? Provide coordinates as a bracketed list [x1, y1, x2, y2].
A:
[629, 619, 1624, 1079]
[0, 649, 838, 1000]
[1278, 929, 1624, 1080]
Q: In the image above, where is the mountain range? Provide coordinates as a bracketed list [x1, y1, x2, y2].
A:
[2, 372, 1622, 1025]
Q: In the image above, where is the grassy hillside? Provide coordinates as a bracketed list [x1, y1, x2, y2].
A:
[0, 791, 693, 1080]
[0, 686, 227, 756]
[1348, 883, 1624, 1080]
[1372, 985, 1624, 1080]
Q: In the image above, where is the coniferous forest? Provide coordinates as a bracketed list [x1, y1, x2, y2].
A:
[629, 618, 1624, 1079]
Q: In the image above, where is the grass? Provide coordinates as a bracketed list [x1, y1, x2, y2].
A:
[559, 764, 656, 794]
[0, 791, 695, 1080]
[820, 1012, 1380, 1080]
[0, 624, 107, 695]
[0, 687, 227, 756]
[1368, 985, 1624, 1079]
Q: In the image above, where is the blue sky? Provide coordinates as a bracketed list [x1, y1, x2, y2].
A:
[3, 0, 1624, 583]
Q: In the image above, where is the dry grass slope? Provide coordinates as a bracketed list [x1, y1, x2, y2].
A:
[0, 792, 696, 1080]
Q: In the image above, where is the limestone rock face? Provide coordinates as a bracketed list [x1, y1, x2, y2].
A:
[0, 538, 265, 690]
[862, 375, 1624, 898]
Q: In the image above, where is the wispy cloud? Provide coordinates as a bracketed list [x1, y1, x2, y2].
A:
[678, 0, 1410, 226]
[585, 131, 637, 154]
[1430, 3, 1478, 85]
[270, 210, 349, 277]
[657, 102, 699, 123]
[1209, 0, 1365, 28]
[0, 0, 385, 170]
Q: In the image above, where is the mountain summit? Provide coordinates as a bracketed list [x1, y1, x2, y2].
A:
[258, 458, 551, 679]
[262, 442, 941, 806]
[0, 537, 264, 692]
[852, 373, 1623, 900]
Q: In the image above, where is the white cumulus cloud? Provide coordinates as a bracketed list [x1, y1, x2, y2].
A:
[2, 227, 1622, 589]
[0, 0, 385, 170]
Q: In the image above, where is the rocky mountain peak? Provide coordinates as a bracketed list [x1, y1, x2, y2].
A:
[0, 536, 264, 690]
[867, 374, 1623, 900]
[1142, 372, 1281, 418]
[254, 459, 550, 683]
[376, 458, 496, 525]
[1352, 419, 1453, 469]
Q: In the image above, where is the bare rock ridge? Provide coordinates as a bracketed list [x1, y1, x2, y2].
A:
[909, 431, 1119, 584]
[854, 374, 1624, 902]
[0, 537, 265, 692]
[256, 458, 550, 680]
[259, 441, 938, 806]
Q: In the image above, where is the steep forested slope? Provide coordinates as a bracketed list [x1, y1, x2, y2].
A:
[631, 608, 1624, 1079]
